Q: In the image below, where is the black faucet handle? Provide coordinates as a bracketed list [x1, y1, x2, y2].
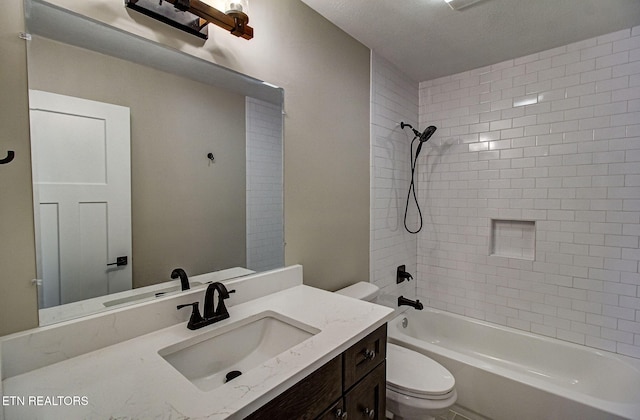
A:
[396, 265, 413, 284]
[214, 288, 236, 317]
[177, 302, 204, 330]
[177, 302, 196, 311]
[216, 282, 236, 299]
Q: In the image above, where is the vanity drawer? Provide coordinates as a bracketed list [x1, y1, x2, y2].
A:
[343, 324, 387, 390]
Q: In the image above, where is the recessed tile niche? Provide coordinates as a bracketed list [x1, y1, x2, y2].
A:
[490, 219, 535, 261]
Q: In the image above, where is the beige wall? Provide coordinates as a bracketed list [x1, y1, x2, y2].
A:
[0, 0, 370, 335]
[0, 1, 39, 335]
[28, 36, 247, 288]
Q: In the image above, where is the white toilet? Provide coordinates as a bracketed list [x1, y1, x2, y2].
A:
[336, 282, 457, 420]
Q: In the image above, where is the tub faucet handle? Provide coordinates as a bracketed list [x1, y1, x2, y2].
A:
[396, 265, 413, 284]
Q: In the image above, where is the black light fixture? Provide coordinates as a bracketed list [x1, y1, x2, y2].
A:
[125, 0, 253, 40]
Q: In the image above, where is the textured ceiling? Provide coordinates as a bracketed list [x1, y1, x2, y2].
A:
[300, 0, 640, 82]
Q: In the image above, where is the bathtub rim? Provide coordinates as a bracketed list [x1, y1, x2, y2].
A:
[388, 308, 640, 420]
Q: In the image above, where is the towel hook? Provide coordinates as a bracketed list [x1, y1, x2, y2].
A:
[0, 150, 15, 165]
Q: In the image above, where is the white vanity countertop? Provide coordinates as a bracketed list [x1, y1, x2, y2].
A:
[2, 285, 394, 419]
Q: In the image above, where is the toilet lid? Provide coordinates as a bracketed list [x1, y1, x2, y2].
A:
[387, 343, 455, 398]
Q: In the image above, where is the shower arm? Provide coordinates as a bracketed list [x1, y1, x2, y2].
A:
[400, 122, 421, 138]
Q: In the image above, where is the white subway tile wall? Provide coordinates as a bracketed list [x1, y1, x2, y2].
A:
[246, 97, 284, 272]
[417, 27, 640, 358]
[370, 53, 419, 304]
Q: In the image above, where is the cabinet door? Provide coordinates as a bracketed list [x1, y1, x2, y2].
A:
[344, 361, 386, 420]
[246, 356, 342, 420]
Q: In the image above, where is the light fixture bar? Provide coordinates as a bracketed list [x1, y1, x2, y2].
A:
[125, 0, 253, 40]
[126, 0, 209, 39]
[168, 0, 253, 39]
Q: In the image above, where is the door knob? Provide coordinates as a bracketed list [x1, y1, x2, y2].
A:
[107, 256, 128, 267]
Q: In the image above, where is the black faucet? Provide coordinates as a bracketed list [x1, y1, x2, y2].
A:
[177, 282, 236, 330]
[203, 282, 235, 319]
[171, 268, 190, 291]
[398, 295, 423, 310]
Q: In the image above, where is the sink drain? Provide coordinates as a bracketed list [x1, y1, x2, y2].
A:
[225, 370, 242, 383]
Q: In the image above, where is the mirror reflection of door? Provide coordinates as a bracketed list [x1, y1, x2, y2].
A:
[29, 90, 132, 307]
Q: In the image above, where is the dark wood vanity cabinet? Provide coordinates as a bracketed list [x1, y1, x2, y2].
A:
[246, 324, 387, 420]
[321, 362, 386, 420]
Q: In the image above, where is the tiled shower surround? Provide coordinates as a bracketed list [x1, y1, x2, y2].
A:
[417, 27, 640, 358]
[246, 97, 284, 272]
[371, 26, 640, 359]
[370, 54, 419, 302]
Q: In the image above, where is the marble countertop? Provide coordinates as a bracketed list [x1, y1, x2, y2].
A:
[3, 285, 394, 419]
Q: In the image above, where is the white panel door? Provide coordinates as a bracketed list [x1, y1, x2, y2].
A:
[29, 90, 131, 306]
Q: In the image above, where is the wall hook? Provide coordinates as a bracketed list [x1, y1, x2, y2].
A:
[0, 151, 15, 165]
[207, 152, 215, 162]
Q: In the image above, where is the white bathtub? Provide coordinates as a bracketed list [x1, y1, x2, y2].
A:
[387, 308, 640, 420]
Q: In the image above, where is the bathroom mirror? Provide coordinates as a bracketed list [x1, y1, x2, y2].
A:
[24, 0, 284, 325]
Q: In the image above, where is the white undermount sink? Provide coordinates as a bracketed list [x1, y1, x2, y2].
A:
[158, 311, 319, 392]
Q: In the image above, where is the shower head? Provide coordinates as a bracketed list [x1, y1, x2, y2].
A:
[419, 126, 437, 143]
[414, 126, 437, 159]
[400, 122, 437, 143]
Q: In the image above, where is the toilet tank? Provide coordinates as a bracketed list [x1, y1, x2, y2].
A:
[335, 282, 379, 301]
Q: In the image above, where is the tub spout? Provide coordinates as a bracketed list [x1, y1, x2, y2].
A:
[398, 295, 423, 310]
